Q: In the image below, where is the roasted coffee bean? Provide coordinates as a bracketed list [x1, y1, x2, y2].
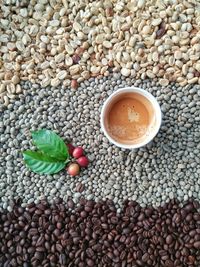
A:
[36, 246, 45, 252]
[142, 253, 149, 262]
[56, 243, 63, 252]
[34, 251, 44, 260]
[59, 253, 67, 265]
[86, 258, 94, 267]
[0, 199, 200, 267]
[110, 216, 118, 224]
[194, 241, 200, 249]
[165, 259, 174, 267]
[166, 235, 173, 245]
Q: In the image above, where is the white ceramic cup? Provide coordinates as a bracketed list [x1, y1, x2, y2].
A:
[100, 87, 162, 149]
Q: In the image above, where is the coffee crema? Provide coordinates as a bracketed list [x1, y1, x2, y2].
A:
[105, 93, 155, 144]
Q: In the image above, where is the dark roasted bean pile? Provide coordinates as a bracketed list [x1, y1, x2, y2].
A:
[0, 198, 200, 267]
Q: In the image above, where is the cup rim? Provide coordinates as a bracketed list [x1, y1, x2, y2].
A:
[100, 86, 162, 149]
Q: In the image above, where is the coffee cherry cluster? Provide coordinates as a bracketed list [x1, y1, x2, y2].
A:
[66, 144, 89, 176]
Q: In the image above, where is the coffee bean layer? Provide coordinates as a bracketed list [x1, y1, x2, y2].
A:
[1, 75, 200, 211]
[0, 198, 200, 267]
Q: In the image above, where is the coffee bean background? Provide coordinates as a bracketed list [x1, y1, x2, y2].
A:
[1, 76, 200, 212]
[0, 198, 200, 267]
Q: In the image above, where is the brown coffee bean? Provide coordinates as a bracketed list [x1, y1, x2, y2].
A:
[59, 253, 67, 265]
[29, 228, 38, 236]
[86, 248, 94, 258]
[67, 199, 74, 209]
[156, 22, 166, 38]
[72, 54, 80, 64]
[194, 241, 200, 249]
[188, 255, 195, 264]
[34, 251, 44, 260]
[86, 258, 94, 267]
[36, 236, 44, 246]
[142, 253, 149, 262]
[122, 228, 131, 235]
[1, 199, 200, 267]
[165, 259, 174, 267]
[56, 243, 63, 252]
[186, 213, 193, 221]
[16, 245, 22, 254]
[28, 247, 35, 254]
[181, 247, 189, 256]
[184, 203, 195, 212]
[138, 213, 145, 221]
[166, 235, 173, 245]
[193, 213, 200, 221]
[80, 211, 87, 218]
[36, 246, 45, 252]
[110, 216, 118, 224]
[85, 205, 92, 212]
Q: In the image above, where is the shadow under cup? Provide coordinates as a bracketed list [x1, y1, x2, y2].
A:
[101, 87, 162, 149]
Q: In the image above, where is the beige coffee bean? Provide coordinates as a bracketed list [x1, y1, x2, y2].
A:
[159, 78, 169, 86]
[152, 18, 162, 26]
[179, 79, 188, 86]
[95, 34, 105, 44]
[0, 84, 6, 93]
[51, 78, 60, 87]
[194, 63, 200, 72]
[81, 71, 90, 79]
[16, 84, 22, 93]
[55, 53, 65, 63]
[65, 55, 73, 66]
[121, 68, 130, 77]
[69, 65, 80, 75]
[146, 70, 155, 78]
[73, 22, 82, 32]
[103, 41, 112, 49]
[188, 77, 198, 84]
[142, 25, 151, 35]
[138, 0, 146, 8]
[65, 45, 74, 55]
[3, 95, 9, 106]
[174, 51, 182, 60]
[91, 65, 100, 74]
[57, 70, 67, 80]
[152, 51, 159, 62]
[11, 75, 19, 85]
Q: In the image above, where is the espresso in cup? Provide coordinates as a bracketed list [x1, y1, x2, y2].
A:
[101, 87, 162, 149]
[106, 92, 155, 144]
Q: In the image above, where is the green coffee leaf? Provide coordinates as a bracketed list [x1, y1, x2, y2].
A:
[23, 150, 66, 174]
[32, 129, 69, 161]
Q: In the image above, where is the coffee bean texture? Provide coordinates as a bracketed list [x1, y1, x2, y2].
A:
[0, 198, 200, 267]
[0, 75, 200, 211]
